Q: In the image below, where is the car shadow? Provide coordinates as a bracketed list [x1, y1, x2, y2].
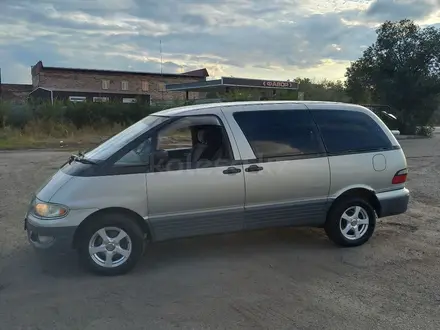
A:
[136, 227, 334, 273]
[1, 227, 335, 280]
[0, 246, 85, 281]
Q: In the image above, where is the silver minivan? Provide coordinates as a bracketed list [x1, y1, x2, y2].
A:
[25, 101, 410, 275]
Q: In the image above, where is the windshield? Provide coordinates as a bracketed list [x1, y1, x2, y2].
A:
[84, 115, 169, 160]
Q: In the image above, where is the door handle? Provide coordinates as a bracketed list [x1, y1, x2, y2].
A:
[223, 167, 242, 174]
[245, 165, 263, 172]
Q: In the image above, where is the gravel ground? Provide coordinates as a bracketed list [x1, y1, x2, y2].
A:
[0, 138, 439, 330]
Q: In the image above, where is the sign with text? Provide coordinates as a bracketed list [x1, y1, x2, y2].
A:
[222, 77, 299, 90]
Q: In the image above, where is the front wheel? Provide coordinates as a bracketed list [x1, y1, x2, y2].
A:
[77, 214, 145, 275]
[324, 197, 376, 247]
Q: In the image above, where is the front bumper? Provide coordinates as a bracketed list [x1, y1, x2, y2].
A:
[25, 217, 77, 251]
[24, 205, 98, 251]
[376, 188, 410, 218]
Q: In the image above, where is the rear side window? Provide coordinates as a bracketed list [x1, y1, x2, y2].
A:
[311, 110, 392, 154]
[233, 110, 324, 158]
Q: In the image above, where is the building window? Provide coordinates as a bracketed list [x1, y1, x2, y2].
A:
[141, 81, 149, 92]
[158, 82, 166, 92]
[121, 80, 129, 91]
[122, 98, 137, 104]
[69, 96, 87, 103]
[102, 79, 110, 90]
[93, 97, 109, 103]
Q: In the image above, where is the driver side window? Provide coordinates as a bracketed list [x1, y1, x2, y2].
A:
[155, 115, 235, 172]
[155, 122, 195, 171]
[158, 126, 192, 150]
[113, 115, 235, 172]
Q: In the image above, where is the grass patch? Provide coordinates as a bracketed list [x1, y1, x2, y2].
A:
[0, 100, 195, 151]
[0, 122, 124, 151]
[0, 122, 193, 151]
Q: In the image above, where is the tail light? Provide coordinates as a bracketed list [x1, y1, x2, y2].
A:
[392, 168, 408, 184]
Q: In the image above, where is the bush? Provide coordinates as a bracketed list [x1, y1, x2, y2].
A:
[0, 100, 189, 131]
[415, 126, 435, 137]
[3, 104, 32, 129]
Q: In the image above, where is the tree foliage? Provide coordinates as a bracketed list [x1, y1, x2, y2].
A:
[345, 19, 440, 133]
[0, 100, 193, 130]
[296, 78, 350, 102]
[213, 79, 349, 102]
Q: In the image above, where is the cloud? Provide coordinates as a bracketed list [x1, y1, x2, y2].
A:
[0, 50, 32, 84]
[0, 0, 439, 84]
[365, 0, 440, 21]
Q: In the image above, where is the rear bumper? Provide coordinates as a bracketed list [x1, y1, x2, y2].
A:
[376, 188, 410, 218]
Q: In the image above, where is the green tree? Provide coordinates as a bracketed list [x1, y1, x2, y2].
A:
[345, 19, 440, 134]
[296, 78, 349, 102]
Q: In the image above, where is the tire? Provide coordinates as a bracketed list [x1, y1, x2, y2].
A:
[77, 213, 145, 276]
[324, 196, 376, 247]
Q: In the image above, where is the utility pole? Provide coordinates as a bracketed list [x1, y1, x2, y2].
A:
[160, 40, 164, 101]
[160, 40, 163, 75]
[0, 68, 2, 100]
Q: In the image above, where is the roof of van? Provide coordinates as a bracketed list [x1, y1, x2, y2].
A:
[155, 101, 366, 117]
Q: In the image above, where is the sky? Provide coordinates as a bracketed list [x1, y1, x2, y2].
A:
[0, 0, 439, 84]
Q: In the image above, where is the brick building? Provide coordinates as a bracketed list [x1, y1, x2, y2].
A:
[0, 84, 33, 103]
[29, 61, 209, 104]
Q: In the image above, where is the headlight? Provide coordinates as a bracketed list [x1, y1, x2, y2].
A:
[32, 199, 69, 219]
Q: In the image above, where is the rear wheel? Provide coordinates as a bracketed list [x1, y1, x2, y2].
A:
[77, 213, 145, 275]
[324, 197, 376, 247]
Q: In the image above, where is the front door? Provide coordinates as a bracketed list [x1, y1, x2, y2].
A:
[145, 115, 246, 241]
[222, 104, 331, 230]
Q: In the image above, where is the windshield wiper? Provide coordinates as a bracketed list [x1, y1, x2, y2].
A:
[68, 154, 97, 165]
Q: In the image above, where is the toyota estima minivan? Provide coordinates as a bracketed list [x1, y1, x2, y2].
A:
[25, 101, 410, 275]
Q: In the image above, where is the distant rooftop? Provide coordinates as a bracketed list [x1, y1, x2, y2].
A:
[31, 61, 209, 79]
[30, 86, 147, 95]
[166, 77, 299, 92]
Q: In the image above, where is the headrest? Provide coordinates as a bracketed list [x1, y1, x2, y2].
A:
[197, 126, 221, 145]
[197, 129, 208, 144]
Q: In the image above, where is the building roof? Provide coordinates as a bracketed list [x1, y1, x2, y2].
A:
[31, 61, 209, 79]
[166, 77, 299, 92]
[180, 68, 209, 77]
[29, 87, 147, 96]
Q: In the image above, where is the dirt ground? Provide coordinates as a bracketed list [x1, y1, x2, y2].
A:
[0, 138, 439, 330]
